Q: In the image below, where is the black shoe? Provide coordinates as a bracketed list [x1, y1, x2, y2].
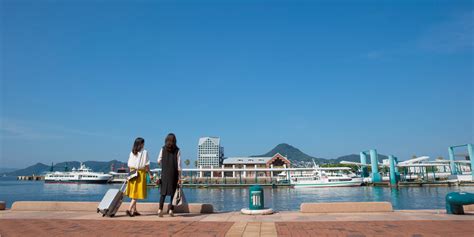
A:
[126, 210, 134, 217]
[133, 211, 141, 216]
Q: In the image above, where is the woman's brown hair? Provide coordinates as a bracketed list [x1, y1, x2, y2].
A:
[164, 133, 178, 152]
[132, 137, 145, 155]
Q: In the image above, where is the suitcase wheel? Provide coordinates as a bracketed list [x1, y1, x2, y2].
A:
[110, 214, 115, 217]
[102, 214, 106, 217]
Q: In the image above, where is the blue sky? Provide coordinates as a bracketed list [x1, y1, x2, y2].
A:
[1, 0, 473, 168]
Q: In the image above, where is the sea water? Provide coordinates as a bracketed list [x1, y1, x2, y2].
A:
[1, 177, 474, 211]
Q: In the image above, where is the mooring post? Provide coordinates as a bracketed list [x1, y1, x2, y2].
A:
[359, 152, 369, 177]
[449, 146, 457, 175]
[468, 144, 474, 181]
[370, 149, 381, 182]
[389, 155, 398, 186]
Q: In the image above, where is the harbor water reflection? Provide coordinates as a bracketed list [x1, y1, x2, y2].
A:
[1, 178, 473, 211]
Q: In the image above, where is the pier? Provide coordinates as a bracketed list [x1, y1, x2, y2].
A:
[17, 175, 44, 181]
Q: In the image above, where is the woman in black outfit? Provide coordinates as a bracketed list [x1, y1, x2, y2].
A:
[157, 133, 181, 217]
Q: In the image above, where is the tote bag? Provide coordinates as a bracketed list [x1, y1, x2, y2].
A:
[172, 186, 186, 206]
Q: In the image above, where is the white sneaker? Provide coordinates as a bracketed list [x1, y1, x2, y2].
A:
[169, 210, 174, 217]
[157, 209, 163, 217]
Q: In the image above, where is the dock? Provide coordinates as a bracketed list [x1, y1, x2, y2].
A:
[16, 175, 44, 181]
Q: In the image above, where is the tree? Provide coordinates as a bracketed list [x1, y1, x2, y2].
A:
[185, 159, 190, 167]
[412, 155, 417, 159]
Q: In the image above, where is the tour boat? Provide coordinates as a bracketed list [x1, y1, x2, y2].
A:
[45, 163, 112, 183]
[278, 162, 363, 188]
[109, 166, 129, 183]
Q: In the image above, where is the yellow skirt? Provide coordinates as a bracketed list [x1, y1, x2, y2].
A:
[125, 169, 147, 200]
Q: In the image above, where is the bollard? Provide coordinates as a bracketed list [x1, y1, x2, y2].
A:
[446, 192, 474, 214]
[249, 185, 264, 210]
[241, 185, 273, 215]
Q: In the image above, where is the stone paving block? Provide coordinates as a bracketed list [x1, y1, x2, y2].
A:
[300, 202, 393, 213]
[242, 233, 260, 237]
[11, 201, 214, 214]
[275, 220, 474, 236]
[0, 219, 233, 237]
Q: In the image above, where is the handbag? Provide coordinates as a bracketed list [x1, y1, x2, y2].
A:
[127, 169, 138, 181]
[172, 185, 186, 206]
[127, 151, 144, 181]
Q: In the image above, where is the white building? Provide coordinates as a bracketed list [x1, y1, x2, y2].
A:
[222, 153, 290, 178]
[197, 137, 224, 168]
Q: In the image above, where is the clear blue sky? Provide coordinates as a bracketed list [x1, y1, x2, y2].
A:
[1, 0, 473, 168]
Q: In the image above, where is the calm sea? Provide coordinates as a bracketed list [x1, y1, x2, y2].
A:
[1, 177, 474, 211]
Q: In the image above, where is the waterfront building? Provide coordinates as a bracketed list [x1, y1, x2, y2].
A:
[222, 153, 291, 178]
[197, 137, 224, 168]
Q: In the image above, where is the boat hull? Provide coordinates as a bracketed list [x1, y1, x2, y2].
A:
[292, 180, 363, 188]
[44, 179, 110, 184]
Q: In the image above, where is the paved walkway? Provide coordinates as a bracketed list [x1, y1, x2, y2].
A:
[1, 210, 474, 236]
[275, 221, 474, 237]
[0, 219, 233, 237]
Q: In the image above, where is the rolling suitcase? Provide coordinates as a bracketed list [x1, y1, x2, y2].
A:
[97, 180, 127, 217]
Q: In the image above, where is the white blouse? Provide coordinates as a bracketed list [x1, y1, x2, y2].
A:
[127, 149, 150, 170]
[157, 148, 182, 170]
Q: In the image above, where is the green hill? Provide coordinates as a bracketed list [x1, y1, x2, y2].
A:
[333, 154, 387, 164]
[5, 160, 159, 176]
[253, 143, 327, 163]
[253, 143, 387, 165]
[3, 163, 50, 176]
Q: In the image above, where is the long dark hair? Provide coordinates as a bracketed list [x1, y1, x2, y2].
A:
[164, 133, 178, 152]
[132, 137, 145, 155]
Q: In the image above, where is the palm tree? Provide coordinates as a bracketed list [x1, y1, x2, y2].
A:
[185, 159, 191, 168]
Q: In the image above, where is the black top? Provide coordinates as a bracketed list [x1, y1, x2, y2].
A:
[160, 147, 179, 196]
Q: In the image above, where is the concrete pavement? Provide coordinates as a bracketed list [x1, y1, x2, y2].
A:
[1, 209, 474, 236]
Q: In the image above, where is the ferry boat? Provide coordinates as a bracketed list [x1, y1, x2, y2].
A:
[45, 163, 112, 184]
[109, 166, 128, 183]
[278, 162, 363, 188]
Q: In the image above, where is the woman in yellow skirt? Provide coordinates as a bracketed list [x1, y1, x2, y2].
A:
[125, 137, 150, 217]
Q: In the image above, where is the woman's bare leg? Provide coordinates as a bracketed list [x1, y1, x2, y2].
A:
[129, 199, 137, 212]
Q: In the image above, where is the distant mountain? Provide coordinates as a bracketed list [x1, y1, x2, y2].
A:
[0, 168, 18, 174]
[4, 163, 50, 176]
[253, 143, 327, 163]
[333, 154, 387, 163]
[253, 143, 387, 166]
[5, 160, 159, 176]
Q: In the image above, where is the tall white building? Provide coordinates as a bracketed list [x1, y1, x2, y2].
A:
[197, 137, 224, 168]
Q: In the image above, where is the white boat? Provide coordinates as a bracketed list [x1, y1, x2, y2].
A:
[109, 166, 128, 183]
[45, 163, 112, 184]
[278, 162, 363, 188]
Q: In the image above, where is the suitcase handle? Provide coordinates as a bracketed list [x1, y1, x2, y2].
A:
[120, 180, 127, 193]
